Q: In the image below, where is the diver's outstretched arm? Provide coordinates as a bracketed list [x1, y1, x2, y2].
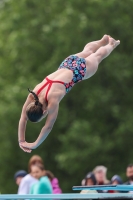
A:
[20, 101, 59, 151]
[18, 94, 32, 153]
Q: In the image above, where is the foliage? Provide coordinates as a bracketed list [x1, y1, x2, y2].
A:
[0, 0, 133, 193]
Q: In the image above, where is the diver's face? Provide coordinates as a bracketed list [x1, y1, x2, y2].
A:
[36, 110, 48, 123]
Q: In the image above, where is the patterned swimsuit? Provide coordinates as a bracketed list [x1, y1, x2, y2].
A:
[58, 55, 86, 93]
[36, 55, 86, 101]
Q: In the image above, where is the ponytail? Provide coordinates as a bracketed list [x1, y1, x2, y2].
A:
[28, 88, 42, 107]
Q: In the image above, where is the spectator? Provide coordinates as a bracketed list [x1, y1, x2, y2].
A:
[18, 155, 44, 194]
[46, 170, 62, 193]
[80, 172, 97, 194]
[14, 170, 27, 186]
[93, 165, 110, 185]
[124, 164, 133, 193]
[85, 172, 97, 186]
[125, 164, 133, 185]
[30, 164, 52, 195]
[93, 165, 110, 193]
[28, 155, 44, 172]
[109, 175, 123, 193]
[111, 175, 123, 185]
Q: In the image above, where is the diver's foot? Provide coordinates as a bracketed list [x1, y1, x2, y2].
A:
[100, 34, 109, 46]
[109, 36, 120, 48]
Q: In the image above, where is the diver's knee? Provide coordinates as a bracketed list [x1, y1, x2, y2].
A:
[82, 49, 94, 57]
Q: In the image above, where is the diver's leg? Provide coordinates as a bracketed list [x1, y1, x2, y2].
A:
[84, 36, 120, 79]
[75, 35, 109, 58]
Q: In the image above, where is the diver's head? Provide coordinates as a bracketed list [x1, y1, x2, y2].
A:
[26, 88, 47, 122]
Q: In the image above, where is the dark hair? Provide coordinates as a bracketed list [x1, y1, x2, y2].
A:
[85, 172, 97, 185]
[111, 175, 123, 184]
[14, 170, 27, 180]
[26, 88, 43, 122]
[45, 170, 54, 181]
[127, 164, 133, 168]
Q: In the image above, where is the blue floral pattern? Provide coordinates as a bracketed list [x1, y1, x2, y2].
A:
[58, 55, 86, 93]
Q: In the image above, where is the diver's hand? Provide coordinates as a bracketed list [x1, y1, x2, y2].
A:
[21, 141, 37, 150]
[19, 141, 33, 153]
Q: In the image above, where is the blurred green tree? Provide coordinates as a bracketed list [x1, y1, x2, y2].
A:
[0, 0, 133, 193]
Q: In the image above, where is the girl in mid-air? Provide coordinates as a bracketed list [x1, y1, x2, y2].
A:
[18, 35, 120, 153]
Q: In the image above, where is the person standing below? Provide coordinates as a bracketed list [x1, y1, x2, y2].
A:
[125, 164, 133, 185]
[18, 155, 44, 194]
[109, 175, 123, 193]
[30, 164, 52, 195]
[124, 164, 133, 193]
[93, 165, 110, 193]
[45, 170, 62, 194]
[93, 165, 110, 185]
[111, 175, 123, 185]
[14, 170, 27, 193]
[81, 172, 97, 186]
[80, 172, 97, 194]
